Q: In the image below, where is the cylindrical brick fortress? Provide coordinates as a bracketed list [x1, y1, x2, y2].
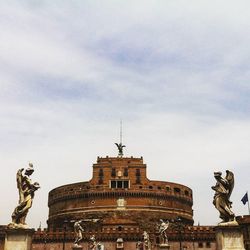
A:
[47, 156, 193, 231]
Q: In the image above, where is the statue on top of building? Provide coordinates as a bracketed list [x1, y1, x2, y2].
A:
[9, 163, 40, 229]
[74, 219, 100, 246]
[143, 231, 151, 250]
[115, 142, 126, 157]
[89, 234, 103, 250]
[136, 241, 143, 250]
[158, 219, 169, 245]
[74, 220, 84, 246]
[211, 170, 237, 225]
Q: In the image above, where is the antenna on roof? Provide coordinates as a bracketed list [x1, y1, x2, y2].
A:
[115, 119, 126, 157]
[120, 119, 123, 144]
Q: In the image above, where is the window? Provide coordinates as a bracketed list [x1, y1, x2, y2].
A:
[117, 181, 123, 188]
[111, 168, 116, 177]
[136, 169, 141, 176]
[206, 242, 211, 248]
[198, 242, 203, 248]
[124, 181, 129, 188]
[174, 187, 181, 193]
[156, 236, 160, 244]
[111, 181, 116, 188]
[184, 190, 189, 196]
[110, 180, 129, 189]
[98, 169, 104, 185]
[136, 176, 141, 184]
[124, 168, 128, 177]
[99, 169, 104, 177]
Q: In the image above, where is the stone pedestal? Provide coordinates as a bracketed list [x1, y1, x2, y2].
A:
[72, 245, 83, 250]
[158, 244, 170, 250]
[215, 225, 245, 250]
[4, 228, 34, 250]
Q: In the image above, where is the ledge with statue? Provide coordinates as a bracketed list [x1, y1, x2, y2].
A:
[2, 218, 249, 249]
[1, 155, 250, 250]
[4, 163, 40, 250]
[212, 170, 246, 250]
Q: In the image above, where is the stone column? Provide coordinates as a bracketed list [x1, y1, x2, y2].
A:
[215, 225, 245, 250]
[4, 228, 34, 250]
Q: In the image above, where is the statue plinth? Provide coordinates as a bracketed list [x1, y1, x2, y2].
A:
[215, 224, 245, 250]
[72, 245, 83, 250]
[4, 228, 34, 250]
[158, 244, 170, 250]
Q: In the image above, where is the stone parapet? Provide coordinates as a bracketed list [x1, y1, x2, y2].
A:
[215, 225, 245, 250]
[4, 228, 34, 250]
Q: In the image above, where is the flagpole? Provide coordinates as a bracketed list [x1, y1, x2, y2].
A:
[247, 191, 250, 215]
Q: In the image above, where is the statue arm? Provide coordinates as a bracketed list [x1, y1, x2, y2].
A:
[31, 182, 40, 192]
[166, 220, 169, 228]
[16, 168, 24, 187]
[215, 175, 228, 186]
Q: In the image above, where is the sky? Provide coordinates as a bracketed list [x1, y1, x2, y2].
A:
[1, 0, 250, 229]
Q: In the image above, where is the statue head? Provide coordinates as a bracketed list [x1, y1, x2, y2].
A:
[25, 163, 34, 176]
[214, 171, 222, 177]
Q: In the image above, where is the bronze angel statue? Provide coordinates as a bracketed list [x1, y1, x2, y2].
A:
[211, 170, 235, 224]
[115, 142, 126, 157]
[9, 163, 40, 228]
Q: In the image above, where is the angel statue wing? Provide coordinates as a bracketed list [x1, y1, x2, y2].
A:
[225, 170, 234, 201]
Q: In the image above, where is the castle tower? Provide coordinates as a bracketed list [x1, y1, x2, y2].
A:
[47, 155, 193, 233]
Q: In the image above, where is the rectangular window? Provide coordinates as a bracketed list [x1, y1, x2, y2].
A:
[124, 168, 128, 177]
[206, 242, 211, 248]
[111, 181, 116, 188]
[136, 176, 141, 184]
[124, 181, 129, 188]
[110, 180, 130, 189]
[117, 181, 123, 188]
[198, 242, 203, 248]
[111, 168, 116, 177]
[99, 169, 104, 177]
[136, 169, 141, 176]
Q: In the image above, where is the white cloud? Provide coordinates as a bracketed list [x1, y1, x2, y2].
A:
[1, 0, 250, 228]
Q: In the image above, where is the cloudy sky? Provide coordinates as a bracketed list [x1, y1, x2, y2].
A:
[1, 0, 250, 228]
